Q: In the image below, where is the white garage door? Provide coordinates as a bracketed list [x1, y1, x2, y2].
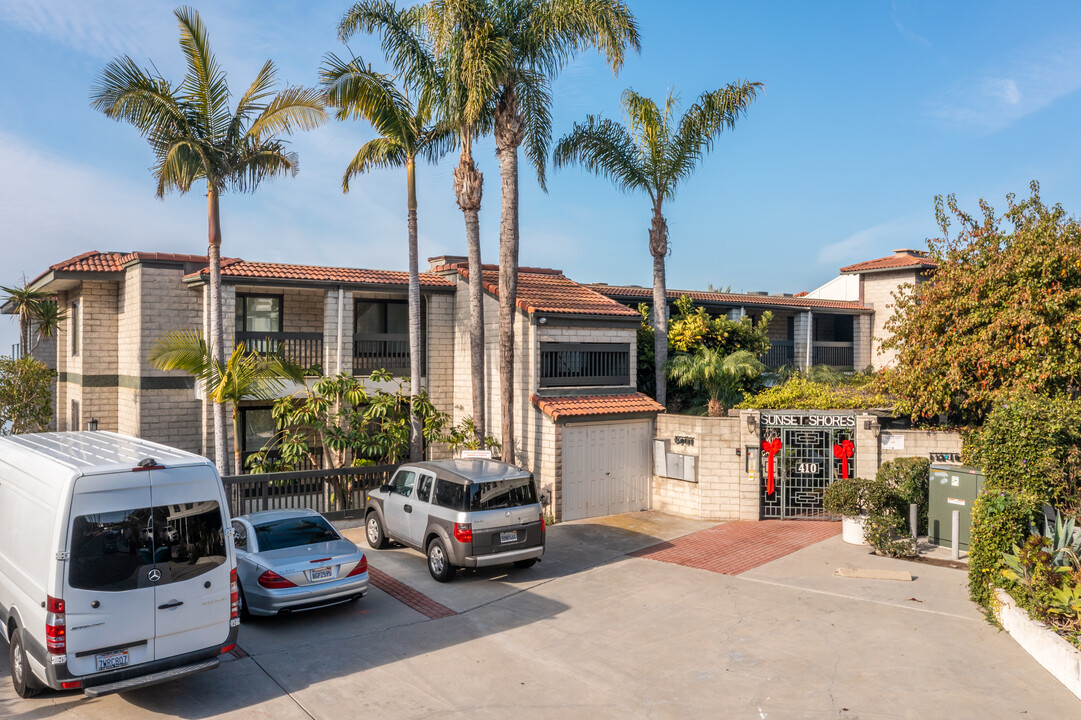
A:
[562, 420, 652, 521]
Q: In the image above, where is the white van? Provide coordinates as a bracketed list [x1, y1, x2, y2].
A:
[0, 432, 239, 698]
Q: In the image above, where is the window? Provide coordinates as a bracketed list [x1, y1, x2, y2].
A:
[231, 520, 248, 551]
[432, 477, 538, 511]
[389, 470, 416, 497]
[241, 407, 276, 453]
[71, 300, 80, 356]
[68, 501, 226, 591]
[70, 400, 80, 433]
[237, 294, 282, 333]
[252, 516, 340, 552]
[354, 300, 409, 335]
[433, 479, 466, 510]
[539, 343, 630, 387]
[416, 475, 434, 503]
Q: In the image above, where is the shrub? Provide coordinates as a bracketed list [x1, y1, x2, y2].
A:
[968, 490, 1039, 607]
[737, 376, 894, 410]
[823, 477, 864, 516]
[877, 457, 931, 534]
[966, 391, 1081, 508]
[0, 355, 54, 434]
[865, 514, 917, 558]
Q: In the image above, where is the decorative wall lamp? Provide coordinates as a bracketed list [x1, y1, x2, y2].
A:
[87, 418, 99, 432]
[746, 413, 757, 434]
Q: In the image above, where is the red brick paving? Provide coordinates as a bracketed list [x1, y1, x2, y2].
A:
[368, 566, 457, 619]
[630, 521, 840, 576]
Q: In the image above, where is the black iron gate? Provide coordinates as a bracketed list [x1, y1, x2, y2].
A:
[759, 413, 856, 519]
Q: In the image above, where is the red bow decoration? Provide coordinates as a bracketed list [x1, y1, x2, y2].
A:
[832, 439, 855, 479]
[761, 438, 782, 495]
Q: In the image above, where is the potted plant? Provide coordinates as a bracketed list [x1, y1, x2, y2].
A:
[824, 477, 870, 545]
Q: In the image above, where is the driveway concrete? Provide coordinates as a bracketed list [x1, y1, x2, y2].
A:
[1, 512, 1077, 719]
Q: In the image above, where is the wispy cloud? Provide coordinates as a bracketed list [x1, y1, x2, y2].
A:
[0, 0, 169, 59]
[928, 35, 1081, 132]
[815, 213, 932, 267]
[890, 2, 931, 47]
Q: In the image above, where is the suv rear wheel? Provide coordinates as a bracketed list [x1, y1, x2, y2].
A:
[427, 537, 457, 582]
[366, 513, 388, 550]
[10, 627, 43, 698]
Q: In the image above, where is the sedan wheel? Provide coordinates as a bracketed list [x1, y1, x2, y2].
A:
[427, 538, 457, 583]
[366, 514, 388, 549]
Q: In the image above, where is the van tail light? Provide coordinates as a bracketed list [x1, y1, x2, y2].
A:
[46, 595, 66, 655]
[453, 523, 473, 543]
[257, 570, 296, 589]
[346, 555, 368, 577]
[61, 681, 82, 689]
[229, 568, 239, 620]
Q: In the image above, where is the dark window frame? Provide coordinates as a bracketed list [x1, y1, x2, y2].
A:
[236, 293, 284, 334]
[71, 299, 80, 356]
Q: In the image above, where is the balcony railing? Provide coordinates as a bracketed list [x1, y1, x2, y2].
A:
[236, 331, 324, 373]
[760, 341, 794, 369]
[812, 341, 854, 368]
[540, 343, 630, 388]
[353, 332, 414, 376]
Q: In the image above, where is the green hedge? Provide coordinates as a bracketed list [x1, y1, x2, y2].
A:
[968, 491, 1038, 607]
[877, 457, 930, 535]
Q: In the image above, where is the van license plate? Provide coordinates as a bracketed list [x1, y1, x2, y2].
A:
[500, 531, 518, 544]
[309, 566, 333, 582]
[96, 650, 129, 671]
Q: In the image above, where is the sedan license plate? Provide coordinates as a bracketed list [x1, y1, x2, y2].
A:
[499, 530, 519, 544]
[96, 650, 129, 672]
[309, 566, 333, 582]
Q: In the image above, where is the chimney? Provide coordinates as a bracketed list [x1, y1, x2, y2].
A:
[892, 248, 927, 258]
[428, 255, 467, 273]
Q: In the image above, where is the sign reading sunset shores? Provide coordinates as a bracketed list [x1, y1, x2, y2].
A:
[760, 413, 856, 428]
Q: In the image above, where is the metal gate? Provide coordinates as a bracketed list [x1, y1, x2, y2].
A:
[759, 414, 856, 519]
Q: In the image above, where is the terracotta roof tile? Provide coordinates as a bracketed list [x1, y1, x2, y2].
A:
[589, 285, 870, 312]
[839, 253, 938, 274]
[531, 393, 665, 421]
[192, 260, 454, 288]
[439, 264, 639, 317]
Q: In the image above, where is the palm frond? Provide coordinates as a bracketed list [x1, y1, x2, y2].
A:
[247, 85, 327, 142]
[148, 330, 218, 387]
[553, 115, 646, 194]
[514, 69, 553, 188]
[342, 137, 408, 191]
[523, 0, 641, 76]
[338, 1, 438, 90]
[229, 59, 279, 141]
[90, 56, 186, 136]
[154, 139, 207, 196]
[229, 145, 299, 194]
[174, 6, 231, 141]
[669, 81, 762, 190]
[321, 53, 414, 145]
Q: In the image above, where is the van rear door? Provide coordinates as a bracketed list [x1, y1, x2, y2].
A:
[65, 473, 157, 678]
[148, 465, 231, 661]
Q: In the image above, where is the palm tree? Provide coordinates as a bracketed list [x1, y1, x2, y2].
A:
[423, 0, 641, 462]
[91, 7, 326, 472]
[148, 330, 304, 475]
[554, 84, 761, 408]
[2, 284, 66, 357]
[667, 348, 764, 417]
[339, 0, 500, 447]
[320, 50, 453, 462]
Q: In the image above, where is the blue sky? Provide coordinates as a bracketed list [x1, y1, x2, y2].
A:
[3, 1, 1081, 353]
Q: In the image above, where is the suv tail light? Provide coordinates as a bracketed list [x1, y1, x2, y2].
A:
[229, 568, 239, 620]
[45, 595, 66, 655]
[257, 570, 296, 589]
[540, 516, 546, 533]
[346, 555, 368, 577]
[453, 522, 473, 543]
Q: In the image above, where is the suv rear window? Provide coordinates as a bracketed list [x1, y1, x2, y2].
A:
[69, 501, 227, 591]
[433, 477, 538, 511]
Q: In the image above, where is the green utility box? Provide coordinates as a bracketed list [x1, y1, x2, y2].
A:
[928, 464, 984, 551]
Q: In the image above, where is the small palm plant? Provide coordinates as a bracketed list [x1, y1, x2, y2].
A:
[666, 348, 764, 417]
[148, 330, 305, 475]
[2, 284, 66, 357]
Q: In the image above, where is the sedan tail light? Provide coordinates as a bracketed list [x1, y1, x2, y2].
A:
[257, 570, 297, 589]
[453, 522, 473, 543]
[346, 555, 368, 577]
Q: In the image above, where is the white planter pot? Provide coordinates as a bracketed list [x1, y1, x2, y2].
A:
[842, 515, 868, 545]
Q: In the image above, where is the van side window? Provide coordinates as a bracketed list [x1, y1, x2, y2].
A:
[68, 501, 226, 591]
[433, 479, 466, 511]
[390, 470, 416, 497]
[416, 475, 434, 502]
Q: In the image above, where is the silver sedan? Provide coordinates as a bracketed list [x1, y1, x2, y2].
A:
[230, 509, 369, 618]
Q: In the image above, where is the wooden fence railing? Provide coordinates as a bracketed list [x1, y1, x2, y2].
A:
[221, 464, 398, 521]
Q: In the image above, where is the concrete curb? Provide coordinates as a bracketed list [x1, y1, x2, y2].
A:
[994, 588, 1081, 702]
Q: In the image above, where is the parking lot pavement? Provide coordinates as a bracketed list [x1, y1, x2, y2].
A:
[2, 514, 1077, 718]
[341, 511, 715, 614]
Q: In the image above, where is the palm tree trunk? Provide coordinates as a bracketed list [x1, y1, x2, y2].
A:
[454, 135, 486, 445]
[707, 398, 723, 417]
[495, 92, 526, 465]
[207, 186, 228, 474]
[650, 199, 669, 409]
[406, 158, 423, 462]
[232, 407, 243, 476]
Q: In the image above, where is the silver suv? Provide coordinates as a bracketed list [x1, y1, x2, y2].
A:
[364, 459, 545, 582]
